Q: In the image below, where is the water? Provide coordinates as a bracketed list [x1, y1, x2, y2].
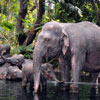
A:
[0, 80, 100, 100]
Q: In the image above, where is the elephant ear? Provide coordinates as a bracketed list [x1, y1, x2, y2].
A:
[62, 29, 69, 55]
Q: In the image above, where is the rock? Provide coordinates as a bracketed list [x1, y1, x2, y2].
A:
[0, 63, 22, 81]
[0, 45, 11, 66]
[0, 59, 5, 66]
[0, 63, 10, 79]
[1, 54, 25, 69]
[0, 67, 8, 80]
[0, 45, 10, 55]
[5, 66, 22, 81]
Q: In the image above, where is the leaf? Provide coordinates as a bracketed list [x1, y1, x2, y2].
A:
[66, 3, 83, 17]
[3, 22, 14, 30]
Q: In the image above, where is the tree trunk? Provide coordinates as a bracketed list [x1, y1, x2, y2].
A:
[2, 0, 9, 14]
[0, 5, 1, 13]
[64, 0, 73, 3]
[96, 0, 100, 25]
[24, 0, 45, 46]
[96, 0, 100, 9]
[91, 0, 100, 25]
[16, 0, 29, 45]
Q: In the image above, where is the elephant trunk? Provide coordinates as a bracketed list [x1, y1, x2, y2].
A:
[33, 42, 47, 93]
[50, 70, 63, 83]
[53, 75, 62, 83]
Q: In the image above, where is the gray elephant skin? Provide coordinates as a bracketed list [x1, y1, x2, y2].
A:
[33, 21, 100, 93]
[22, 59, 59, 91]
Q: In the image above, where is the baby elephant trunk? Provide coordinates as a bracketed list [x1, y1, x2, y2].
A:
[41, 63, 62, 83]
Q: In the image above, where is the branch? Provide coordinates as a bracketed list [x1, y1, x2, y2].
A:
[91, 0, 100, 25]
[16, 0, 29, 45]
[24, 0, 45, 46]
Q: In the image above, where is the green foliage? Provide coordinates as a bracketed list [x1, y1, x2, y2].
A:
[11, 44, 33, 59]
[43, 0, 97, 23]
[43, 1, 83, 22]
[3, 22, 14, 30]
[0, 0, 35, 50]
[81, 2, 96, 23]
[0, 0, 99, 58]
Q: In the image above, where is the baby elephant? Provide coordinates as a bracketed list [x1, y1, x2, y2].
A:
[22, 59, 60, 91]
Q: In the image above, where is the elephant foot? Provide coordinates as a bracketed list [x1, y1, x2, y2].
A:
[70, 85, 79, 93]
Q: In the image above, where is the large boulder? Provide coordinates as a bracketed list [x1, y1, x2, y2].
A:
[1, 54, 25, 69]
[0, 45, 10, 55]
[0, 63, 10, 79]
[0, 59, 5, 66]
[5, 66, 22, 81]
[0, 45, 11, 66]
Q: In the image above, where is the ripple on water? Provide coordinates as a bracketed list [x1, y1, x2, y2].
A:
[0, 80, 100, 100]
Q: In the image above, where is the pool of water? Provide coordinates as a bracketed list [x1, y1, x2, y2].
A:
[0, 80, 100, 100]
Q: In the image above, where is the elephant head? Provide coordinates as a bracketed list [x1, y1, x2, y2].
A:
[33, 21, 69, 93]
[41, 63, 61, 82]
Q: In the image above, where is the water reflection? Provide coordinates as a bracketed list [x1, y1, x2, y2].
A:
[90, 88, 97, 100]
[69, 93, 79, 100]
[34, 94, 39, 100]
[0, 80, 100, 100]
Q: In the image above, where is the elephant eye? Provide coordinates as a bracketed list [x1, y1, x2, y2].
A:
[45, 38, 50, 42]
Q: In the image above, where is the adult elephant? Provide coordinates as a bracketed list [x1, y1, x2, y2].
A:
[33, 21, 100, 93]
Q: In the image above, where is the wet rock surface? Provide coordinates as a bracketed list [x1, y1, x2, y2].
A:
[0, 45, 10, 55]
[0, 46, 24, 81]
[1, 54, 24, 69]
[5, 66, 22, 81]
[0, 64, 22, 81]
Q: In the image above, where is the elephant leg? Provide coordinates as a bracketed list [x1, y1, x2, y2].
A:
[22, 73, 27, 89]
[22, 80, 27, 90]
[30, 82, 34, 92]
[96, 73, 100, 85]
[90, 72, 98, 83]
[90, 72, 99, 87]
[71, 50, 85, 92]
[59, 56, 70, 90]
[40, 75, 47, 92]
[90, 72, 99, 94]
[59, 56, 65, 82]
